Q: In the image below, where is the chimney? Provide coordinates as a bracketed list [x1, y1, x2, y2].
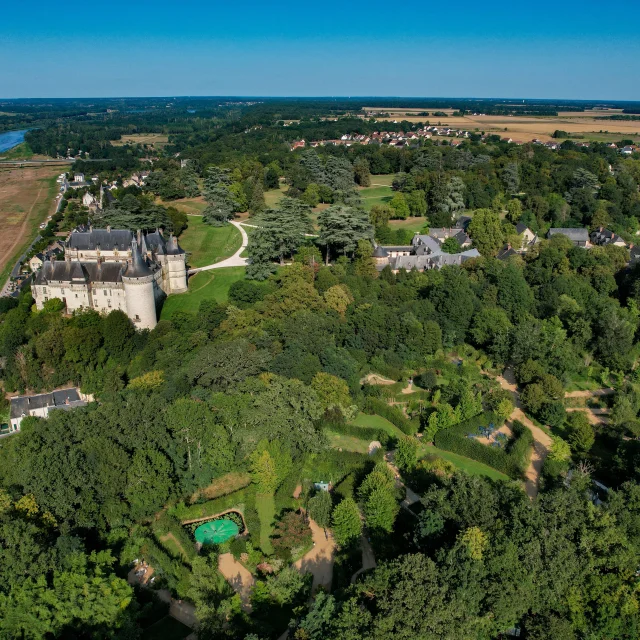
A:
[507, 243, 511, 250]
[107, 225, 111, 233]
[600, 226, 604, 232]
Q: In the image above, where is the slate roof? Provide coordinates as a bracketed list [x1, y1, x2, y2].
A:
[373, 245, 389, 258]
[515, 222, 529, 235]
[548, 228, 589, 243]
[392, 248, 480, 271]
[590, 227, 625, 246]
[10, 388, 86, 419]
[166, 235, 184, 255]
[497, 245, 518, 261]
[124, 241, 153, 278]
[34, 260, 125, 285]
[68, 228, 133, 251]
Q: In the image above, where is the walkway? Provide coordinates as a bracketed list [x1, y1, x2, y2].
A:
[218, 552, 255, 612]
[188, 220, 248, 273]
[350, 534, 377, 584]
[293, 518, 336, 595]
[385, 452, 421, 509]
[488, 368, 553, 499]
[564, 388, 614, 399]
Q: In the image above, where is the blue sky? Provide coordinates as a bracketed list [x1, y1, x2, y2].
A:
[2, 0, 639, 100]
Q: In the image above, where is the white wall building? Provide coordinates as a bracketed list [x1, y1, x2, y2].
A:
[32, 227, 187, 330]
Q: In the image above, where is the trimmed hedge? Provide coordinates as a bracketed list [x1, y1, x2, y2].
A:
[169, 486, 254, 522]
[153, 514, 197, 563]
[324, 421, 392, 448]
[434, 413, 533, 480]
[363, 398, 418, 435]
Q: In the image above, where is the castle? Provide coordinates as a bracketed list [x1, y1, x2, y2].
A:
[32, 227, 187, 330]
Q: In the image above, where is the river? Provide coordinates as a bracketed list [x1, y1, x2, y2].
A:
[0, 129, 29, 153]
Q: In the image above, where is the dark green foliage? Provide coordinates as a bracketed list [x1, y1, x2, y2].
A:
[324, 421, 392, 448]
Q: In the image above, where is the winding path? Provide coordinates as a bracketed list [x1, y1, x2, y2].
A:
[487, 368, 553, 499]
[188, 220, 249, 274]
[293, 518, 336, 595]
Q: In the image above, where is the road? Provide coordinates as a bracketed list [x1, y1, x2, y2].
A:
[188, 220, 248, 273]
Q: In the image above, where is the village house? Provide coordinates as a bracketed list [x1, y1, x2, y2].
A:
[590, 227, 627, 247]
[515, 222, 538, 251]
[5, 388, 91, 436]
[547, 228, 590, 247]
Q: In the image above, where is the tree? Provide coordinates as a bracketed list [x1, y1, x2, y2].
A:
[548, 436, 572, 462]
[458, 526, 488, 560]
[353, 239, 377, 278]
[301, 183, 321, 207]
[506, 198, 522, 223]
[468, 208, 504, 256]
[363, 487, 399, 533]
[353, 158, 371, 187]
[389, 192, 410, 220]
[272, 510, 312, 555]
[437, 176, 466, 219]
[441, 236, 462, 254]
[395, 437, 418, 472]
[318, 206, 373, 265]
[202, 166, 238, 226]
[324, 284, 354, 316]
[406, 190, 427, 217]
[308, 490, 332, 529]
[249, 449, 279, 494]
[566, 411, 595, 453]
[311, 372, 352, 414]
[502, 162, 520, 194]
[331, 497, 362, 546]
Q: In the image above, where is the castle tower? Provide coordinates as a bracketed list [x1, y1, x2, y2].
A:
[122, 240, 157, 330]
[166, 235, 188, 293]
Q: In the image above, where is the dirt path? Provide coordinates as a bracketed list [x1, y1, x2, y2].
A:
[293, 518, 336, 595]
[218, 552, 255, 612]
[487, 368, 552, 499]
[188, 220, 248, 273]
[564, 388, 614, 398]
[385, 452, 421, 508]
[360, 372, 395, 385]
[566, 406, 610, 426]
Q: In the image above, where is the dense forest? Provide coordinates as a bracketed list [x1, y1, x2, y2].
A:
[3, 98, 640, 639]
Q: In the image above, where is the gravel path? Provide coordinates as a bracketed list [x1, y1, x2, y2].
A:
[293, 518, 336, 595]
[188, 220, 248, 273]
[218, 552, 255, 612]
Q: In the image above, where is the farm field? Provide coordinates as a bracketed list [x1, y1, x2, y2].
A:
[160, 267, 245, 319]
[363, 109, 640, 143]
[112, 133, 169, 147]
[0, 165, 62, 286]
[179, 217, 242, 268]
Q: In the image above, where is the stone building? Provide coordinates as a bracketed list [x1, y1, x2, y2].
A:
[32, 227, 187, 330]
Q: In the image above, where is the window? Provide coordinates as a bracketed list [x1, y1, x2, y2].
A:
[44, 297, 49, 302]
[104, 289, 107, 296]
[107, 300, 111, 308]
[75, 294, 78, 298]
[43, 287, 47, 294]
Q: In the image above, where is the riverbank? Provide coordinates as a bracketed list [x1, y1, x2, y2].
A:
[0, 129, 29, 154]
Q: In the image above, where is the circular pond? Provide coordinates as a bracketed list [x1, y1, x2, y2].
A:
[194, 518, 239, 545]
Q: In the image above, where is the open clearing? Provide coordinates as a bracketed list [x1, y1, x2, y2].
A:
[388, 216, 429, 233]
[179, 217, 243, 268]
[113, 133, 169, 147]
[160, 267, 245, 318]
[359, 184, 393, 210]
[0, 165, 62, 284]
[421, 445, 511, 481]
[264, 184, 287, 208]
[158, 196, 207, 215]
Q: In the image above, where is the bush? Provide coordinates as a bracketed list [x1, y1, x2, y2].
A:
[363, 398, 418, 435]
[229, 537, 247, 559]
[434, 413, 533, 479]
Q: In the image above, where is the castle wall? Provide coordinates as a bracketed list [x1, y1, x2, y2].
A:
[123, 276, 157, 330]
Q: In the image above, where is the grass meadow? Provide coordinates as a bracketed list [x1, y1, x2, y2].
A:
[179, 217, 242, 268]
[160, 267, 245, 319]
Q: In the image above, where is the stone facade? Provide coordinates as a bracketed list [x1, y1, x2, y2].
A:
[32, 227, 187, 330]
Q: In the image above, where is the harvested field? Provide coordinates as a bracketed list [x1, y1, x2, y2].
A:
[0, 165, 61, 284]
[362, 109, 640, 143]
[112, 133, 169, 147]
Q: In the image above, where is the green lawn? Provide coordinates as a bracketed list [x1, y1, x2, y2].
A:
[179, 217, 242, 268]
[359, 184, 393, 211]
[163, 197, 207, 215]
[388, 216, 429, 234]
[160, 267, 245, 319]
[421, 446, 510, 481]
[142, 616, 191, 640]
[350, 413, 405, 438]
[327, 432, 370, 454]
[264, 184, 287, 208]
[256, 493, 275, 555]
[368, 174, 396, 187]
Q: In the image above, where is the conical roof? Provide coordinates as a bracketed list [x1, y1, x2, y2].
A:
[373, 244, 389, 258]
[124, 240, 153, 278]
[166, 235, 184, 255]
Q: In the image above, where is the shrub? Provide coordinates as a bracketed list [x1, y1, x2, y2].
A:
[363, 397, 418, 435]
[434, 413, 533, 479]
[229, 537, 247, 559]
[169, 486, 254, 522]
[153, 514, 197, 562]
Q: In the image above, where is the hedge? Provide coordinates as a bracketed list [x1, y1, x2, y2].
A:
[153, 514, 197, 562]
[363, 398, 418, 435]
[324, 421, 392, 448]
[434, 413, 533, 480]
[169, 486, 254, 522]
